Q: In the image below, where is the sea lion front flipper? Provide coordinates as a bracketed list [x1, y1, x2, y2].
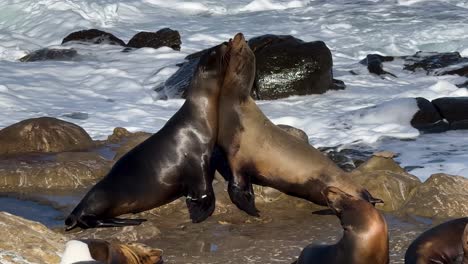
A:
[186, 191, 216, 223]
[228, 179, 260, 217]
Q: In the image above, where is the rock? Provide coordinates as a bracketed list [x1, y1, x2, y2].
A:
[156, 35, 344, 100]
[62, 112, 89, 120]
[0, 152, 112, 192]
[61, 29, 125, 46]
[432, 97, 468, 130]
[106, 127, 151, 160]
[127, 28, 181, 51]
[403, 51, 468, 73]
[0, 212, 66, 264]
[411, 97, 449, 133]
[439, 64, 468, 77]
[359, 54, 396, 77]
[277, 124, 309, 143]
[319, 147, 372, 172]
[249, 35, 343, 100]
[351, 155, 421, 211]
[19, 48, 78, 62]
[0, 117, 94, 156]
[401, 173, 468, 218]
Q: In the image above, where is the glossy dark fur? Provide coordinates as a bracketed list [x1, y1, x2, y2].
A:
[216, 33, 381, 216]
[295, 187, 389, 264]
[65, 44, 229, 231]
[405, 217, 468, 264]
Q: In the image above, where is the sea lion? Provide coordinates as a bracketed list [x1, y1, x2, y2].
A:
[405, 217, 468, 264]
[60, 239, 163, 264]
[294, 186, 389, 264]
[216, 33, 382, 216]
[65, 42, 229, 230]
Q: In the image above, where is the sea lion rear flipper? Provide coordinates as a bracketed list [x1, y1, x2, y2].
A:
[93, 218, 147, 228]
[186, 191, 216, 223]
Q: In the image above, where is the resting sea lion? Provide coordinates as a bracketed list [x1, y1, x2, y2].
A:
[60, 239, 163, 264]
[216, 33, 381, 215]
[294, 186, 389, 264]
[405, 217, 468, 264]
[65, 42, 229, 230]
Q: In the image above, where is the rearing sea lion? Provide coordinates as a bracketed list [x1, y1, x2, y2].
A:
[65, 43, 229, 230]
[294, 186, 389, 264]
[405, 217, 468, 264]
[216, 33, 382, 215]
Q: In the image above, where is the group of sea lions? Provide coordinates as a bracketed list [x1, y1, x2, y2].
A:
[63, 33, 468, 264]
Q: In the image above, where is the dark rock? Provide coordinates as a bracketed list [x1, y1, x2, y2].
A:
[127, 28, 181, 51]
[400, 173, 468, 218]
[61, 29, 125, 46]
[411, 97, 449, 133]
[62, 112, 89, 120]
[403, 51, 468, 73]
[0, 152, 112, 192]
[432, 97, 468, 129]
[360, 54, 396, 77]
[19, 48, 78, 62]
[249, 35, 341, 100]
[438, 64, 468, 77]
[0, 117, 94, 156]
[319, 147, 372, 172]
[352, 154, 421, 211]
[156, 35, 344, 100]
[277, 124, 309, 143]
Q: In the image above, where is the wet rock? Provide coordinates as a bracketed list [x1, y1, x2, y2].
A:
[277, 124, 309, 143]
[403, 51, 468, 74]
[62, 112, 89, 120]
[319, 147, 372, 171]
[351, 155, 421, 211]
[127, 28, 181, 51]
[432, 97, 468, 130]
[106, 127, 151, 160]
[439, 64, 468, 77]
[0, 212, 66, 264]
[0, 117, 94, 156]
[61, 28, 125, 46]
[156, 35, 344, 100]
[359, 54, 396, 77]
[0, 152, 112, 192]
[19, 48, 78, 62]
[401, 173, 468, 218]
[249, 34, 343, 100]
[411, 97, 449, 133]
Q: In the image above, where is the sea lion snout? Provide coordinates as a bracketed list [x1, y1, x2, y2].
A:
[322, 186, 354, 214]
[232, 33, 246, 48]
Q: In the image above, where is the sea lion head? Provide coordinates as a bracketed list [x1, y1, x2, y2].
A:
[323, 186, 384, 233]
[222, 32, 256, 99]
[187, 41, 229, 98]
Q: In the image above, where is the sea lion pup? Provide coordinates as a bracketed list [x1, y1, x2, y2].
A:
[294, 186, 389, 264]
[405, 217, 468, 264]
[216, 33, 382, 216]
[60, 239, 163, 264]
[65, 43, 229, 230]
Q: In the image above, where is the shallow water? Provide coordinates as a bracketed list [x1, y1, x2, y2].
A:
[0, 196, 64, 227]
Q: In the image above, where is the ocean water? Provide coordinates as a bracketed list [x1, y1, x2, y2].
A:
[0, 0, 468, 180]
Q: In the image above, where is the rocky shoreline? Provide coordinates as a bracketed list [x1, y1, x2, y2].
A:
[0, 117, 467, 263]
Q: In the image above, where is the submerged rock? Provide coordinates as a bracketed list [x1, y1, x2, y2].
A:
[401, 173, 468, 218]
[155, 35, 344, 100]
[0, 212, 66, 264]
[403, 51, 468, 73]
[0, 152, 112, 192]
[61, 28, 125, 46]
[432, 97, 468, 130]
[359, 54, 396, 77]
[319, 147, 372, 171]
[0, 117, 94, 156]
[127, 28, 181, 51]
[19, 48, 78, 62]
[351, 154, 421, 211]
[411, 97, 449, 133]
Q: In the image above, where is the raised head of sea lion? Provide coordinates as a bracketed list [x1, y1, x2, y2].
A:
[405, 217, 468, 264]
[65, 42, 230, 230]
[216, 32, 382, 216]
[60, 239, 163, 264]
[295, 186, 389, 264]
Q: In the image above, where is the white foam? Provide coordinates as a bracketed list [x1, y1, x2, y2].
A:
[60, 240, 95, 264]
